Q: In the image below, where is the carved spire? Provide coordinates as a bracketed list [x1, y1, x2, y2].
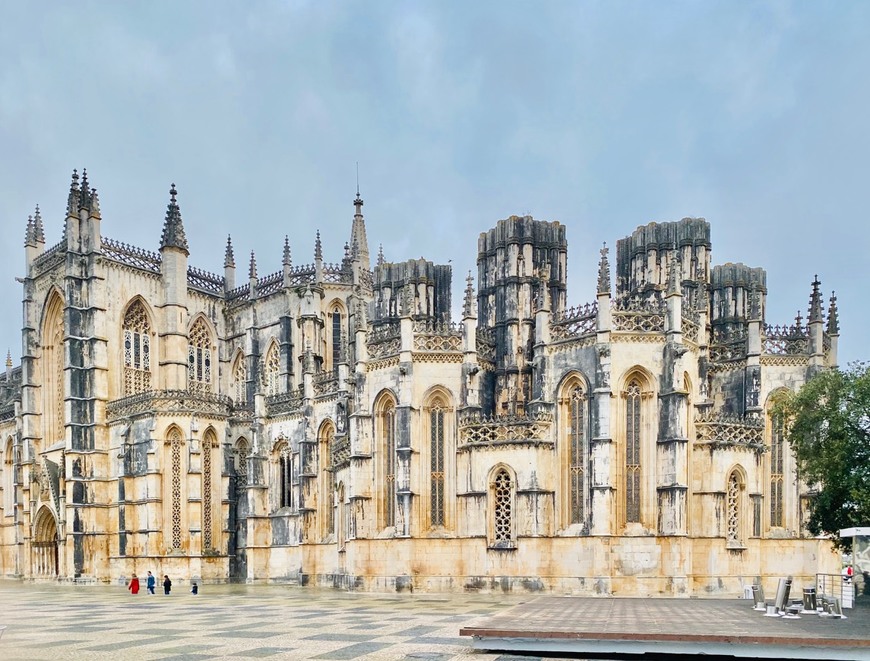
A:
[249, 250, 257, 279]
[66, 168, 81, 216]
[794, 310, 803, 333]
[159, 183, 189, 254]
[808, 274, 823, 323]
[827, 291, 840, 335]
[343, 241, 351, 267]
[24, 214, 35, 247]
[224, 235, 235, 268]
[597, 242, 611, 295]
[350, 187, 370, 266]
[5, 350, 11, 368]
[33, 205, 44, 243]
[283, 235, 291, 267]
[377, 243, 385, 267]
[463, 271, 476, 317]
[315, 230, 322, 262]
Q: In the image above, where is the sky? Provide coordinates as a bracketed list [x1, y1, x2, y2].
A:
[0, 1, 867, 366]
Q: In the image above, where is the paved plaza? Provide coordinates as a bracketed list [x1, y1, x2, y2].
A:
[0, 581, 552, 661]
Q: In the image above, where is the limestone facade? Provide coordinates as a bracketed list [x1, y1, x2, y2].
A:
[0, 170, 840, 595]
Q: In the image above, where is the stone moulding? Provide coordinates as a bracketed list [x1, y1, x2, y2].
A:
[266, 388, 304, 416]
[106, 389, 231, 421]
[694, 411, 765, 451]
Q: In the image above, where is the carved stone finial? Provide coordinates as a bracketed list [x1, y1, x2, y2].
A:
[315, 230, 322, 262]
[160, 183, 189, 253]
[283, 235, 291, 267]
[34, 204, 44, 243]
[377, 243, 385, 266]
[5, 350, 11, 368]
[827, 291, 840, 335]
[224, 235, 235, 268]
[66, 168, 81, 215]
[463, 271, 476, 317]
[597, 242, 611, 295]
[249, 250, 257, 279]
[794, 310, 803, 332]
[808, 275, 823, 323]
[24, 214, 35, 247]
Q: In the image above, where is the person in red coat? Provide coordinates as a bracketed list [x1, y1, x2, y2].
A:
[128, 573, 140, 595]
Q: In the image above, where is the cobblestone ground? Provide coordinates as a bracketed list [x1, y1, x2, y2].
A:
[0, 581, 567, 661]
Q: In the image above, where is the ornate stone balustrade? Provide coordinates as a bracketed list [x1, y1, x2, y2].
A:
[612, 295, 666, 333]
[458, 410, 553, 447]
[331, 436, 350, 469]
[367, 321, 402, 359]
[763, 324, 809, 355]
[187, 265, 224, 294]
[413, 319, 461, 352]
[323, 263, 353, 284]
[286, 264, 316, 287]
[0, 403, 15, 422]
[694, 411, 765, 450]
[313, 371, 339, 397]
[266, 388, 304, 416]
[551, 301, 597, 340]
[106, 389, 232, 421]
[101, 237, 161, 274]
[681, 316, 700, 344]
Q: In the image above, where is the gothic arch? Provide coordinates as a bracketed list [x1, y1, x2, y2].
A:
[617, 367, 655, 528]
[487, 463, 516, 549]
[271, 436, 292, 511]
[234, 436, 250, 488]
[262, 339, 281, 396]
[230, 349, 248, 404]
[725, 464, 747, 548]
[2, 436, 13, 514]
[422, 386, 454, 531]
[764, 388, 791, 530]
[121, 297, 156, 396]
[327, 299, 347, 372]
[557, 371, 591, 530]
[201, 427, 219, 553]
[41, 290, 65, 447]
[163, 424, 186, 552]
[32, 505, 59, 576]
[374, 390, 398, 530]
[318, 419, 337, 539]
[188, 315, 215, 393]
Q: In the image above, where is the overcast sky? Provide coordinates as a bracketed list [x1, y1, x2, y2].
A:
[1, 1, 867, 367]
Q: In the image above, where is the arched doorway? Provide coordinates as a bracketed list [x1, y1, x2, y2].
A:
[32, 507, 59, 577]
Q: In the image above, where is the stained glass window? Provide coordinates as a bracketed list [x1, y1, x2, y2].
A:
[625, 380, 642, 523]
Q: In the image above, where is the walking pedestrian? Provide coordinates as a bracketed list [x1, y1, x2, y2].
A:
[128, 573, 140, 595]
[146, 571, 156, 594]
[191, 581, 198, 595]
[163, 574, 172, 595]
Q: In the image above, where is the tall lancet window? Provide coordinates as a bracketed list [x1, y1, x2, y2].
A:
[770, 412, 785, 528]
[625, 379, 642, 523]
[377, 395, 397, 529]
[430, 403, 445, 527]
[188, 318, 212, 393]
[331, 307, 342, 372]
[42, 293, 65, 445]
[123, 300, 152, 395]
[201, 429, 217, 552]
[569, 384, 587, 524]
[321, 422, 336, 537]
[727, 468, 744, 547]
[168, 427, 184, 551]
[264, 343, 280, 396]
[232, 353, 247, 405]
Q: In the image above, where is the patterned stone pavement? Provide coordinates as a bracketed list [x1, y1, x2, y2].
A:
[0, 581, 566, 661]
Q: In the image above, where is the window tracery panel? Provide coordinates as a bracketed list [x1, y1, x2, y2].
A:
[380, 398, 397, 528]
[188, 319, 212, 394]
[493, 468, 513, 544]
[331, 309, 342, 371]
[769, 413, 785, 527]
[123, 301, 151, 395]
[625, 379, 642, 523]
[169, 428, 183, 550]
[568, 385, 587, 525]
[264, 344, 280, 397]
[430, 405, 445, 527]
[323, 425, 335, 535]
[202, 432, 215, 552]
[727, 470, 742, 545]
[232, 355, 247, 404]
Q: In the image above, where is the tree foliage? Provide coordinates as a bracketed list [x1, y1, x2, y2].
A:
[774, 362, 870, 548]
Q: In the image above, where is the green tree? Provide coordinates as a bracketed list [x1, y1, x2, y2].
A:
[774, 362, 870, 548]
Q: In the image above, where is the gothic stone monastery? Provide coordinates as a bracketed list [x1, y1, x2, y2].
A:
[0, 170, 841, 595]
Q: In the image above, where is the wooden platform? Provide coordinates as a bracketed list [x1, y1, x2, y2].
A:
[459, 596, 870, 659]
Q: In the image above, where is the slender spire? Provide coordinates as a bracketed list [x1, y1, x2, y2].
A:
[343, 241, 351, 266]
[315, 230, 322, 261]
[463, 271, 476, 317]
[159, 183, 190, 254]
[66, 168, 81, 216]
[350, 181, 370, 266]
[597, 242, 611, 295]
[224, 235, 235, 268]
[24, 214, 36, 247]
[249, 250, 257, 279]
[5, 350, 11, 368]
[34, 205, 44, 243]
[283, 235, 291, 267]
[377, 243, 385, 267]
[827, 291, 840, 335]
[87, 186, 100, 218]
[794, 310, 803, 333]
[808, 274, 823, 323]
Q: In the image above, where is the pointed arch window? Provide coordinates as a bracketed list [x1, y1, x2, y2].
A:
[188, 319, 212, 393]
[378, 396, 397, 529]
[264, 343, 280, 396]
[168, 428, 184, 551]
[625, 379, 642, 523]
[430, 403, 445, 527]
[202, 430, 217, 552]
[770, 412, 785, 528]
[490, 467, 515, 548]
[331, 307, 343, 372]
[232, 353, 247, 405]
[2, 438, 13, 514]
[42, 294, 65, 445]
[568, 384, 587, 525]
[321, 423, 336, 537]
[235, 438, 250, 494]
[275, 442, 292, 510]
[123, 300, 151, 395]
[727, 469, 744, 547]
